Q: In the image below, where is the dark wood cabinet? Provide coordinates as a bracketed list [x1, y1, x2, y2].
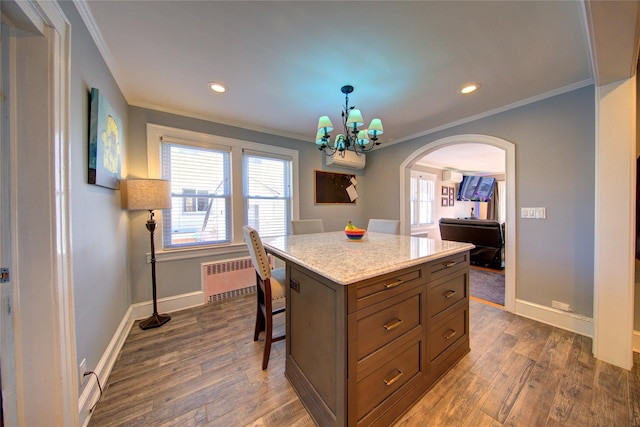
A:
[283, 251, 470, 427]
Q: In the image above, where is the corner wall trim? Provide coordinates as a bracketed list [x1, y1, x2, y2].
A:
[79, 291, 204, 426]
[515, 299, 594, 338]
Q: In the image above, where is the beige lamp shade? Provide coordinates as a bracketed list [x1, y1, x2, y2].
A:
[346, 109, 364, 128]
[356, 130, 370, 146]
[122, 178, 172, 211]
[317, 115, 333, 133]
[367, 118, 384, 135]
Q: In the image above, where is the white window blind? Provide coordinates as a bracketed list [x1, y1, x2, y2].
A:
[243, 150, 292, 237]
[410, 172, 435, 226]
[161, 141, 231, 248]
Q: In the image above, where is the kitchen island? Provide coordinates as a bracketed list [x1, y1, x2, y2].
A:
[263, 231, 474, 427]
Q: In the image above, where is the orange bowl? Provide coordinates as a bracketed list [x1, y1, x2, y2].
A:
[345, 229, 366, 240]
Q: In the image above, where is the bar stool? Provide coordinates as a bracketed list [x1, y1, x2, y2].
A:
[243, 225, 286, 370]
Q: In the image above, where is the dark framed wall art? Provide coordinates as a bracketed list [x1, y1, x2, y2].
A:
[315, 170, 357, 204]
[89, 87, 122, 189]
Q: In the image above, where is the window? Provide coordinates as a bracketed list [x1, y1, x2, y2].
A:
[149, 125, 299, 255]
[161, 142, 231, 248]
[498, 180, 506, 222]
[410, 171, 435, 226]
[244, 151, 292, 237]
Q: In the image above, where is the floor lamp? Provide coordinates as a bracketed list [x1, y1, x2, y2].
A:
[123, 178, 173, 330]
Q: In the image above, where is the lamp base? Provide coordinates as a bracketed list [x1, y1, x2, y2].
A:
[139, 313, 171, 330]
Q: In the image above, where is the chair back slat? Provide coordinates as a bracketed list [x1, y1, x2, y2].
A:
[243, 226, 271, 280]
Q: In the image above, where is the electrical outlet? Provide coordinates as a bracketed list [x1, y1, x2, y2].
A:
[79, 358, 87, 386]
[535, 207, 546, 219]
[552, 300, 571, 312]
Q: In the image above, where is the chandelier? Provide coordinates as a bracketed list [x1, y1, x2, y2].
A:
[315, 85, 383, 157]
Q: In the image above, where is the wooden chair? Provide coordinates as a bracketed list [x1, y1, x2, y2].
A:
[243, 226, 286, 370]
[367, 218, 401, 235]
[291, 219, 324, 235]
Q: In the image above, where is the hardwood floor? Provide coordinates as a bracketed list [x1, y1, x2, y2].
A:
[88, 294, 640, 427]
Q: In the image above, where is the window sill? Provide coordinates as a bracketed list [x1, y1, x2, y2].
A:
[147, 243, 248, 263]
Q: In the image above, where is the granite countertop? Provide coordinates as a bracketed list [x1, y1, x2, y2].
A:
[263, 231, 474, 286]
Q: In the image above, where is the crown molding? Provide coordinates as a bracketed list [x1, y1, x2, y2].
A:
[73, 0, 130, 96]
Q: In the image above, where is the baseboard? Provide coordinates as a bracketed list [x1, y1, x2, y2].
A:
[634, 330, 640, 353]
[515, 299, 594, 338]
[78, 305, 134, 427]
[79, 291, 204, 426]
[129, 291, 204, 320]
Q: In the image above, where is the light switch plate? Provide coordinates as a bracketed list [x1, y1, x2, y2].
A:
[535, 207, 546, 219]
[521, 207, 536, 218]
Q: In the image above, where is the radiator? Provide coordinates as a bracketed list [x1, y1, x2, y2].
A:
[202, 256, 272, 303]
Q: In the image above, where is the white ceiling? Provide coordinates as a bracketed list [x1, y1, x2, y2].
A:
[416, 143, 505, 175]
[79, 1, 638, 173]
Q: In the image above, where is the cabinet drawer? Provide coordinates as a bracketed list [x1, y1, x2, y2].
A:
[357, 341, 421, 419]
[428, 272, 467, 319]
[350, 266, 425, 312]
[427, 253, 469, 282]
[428, 306, 468, 362]
[357, 293, 421, 360]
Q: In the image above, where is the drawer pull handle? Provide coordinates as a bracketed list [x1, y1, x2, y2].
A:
[443, 261, 457, 268]
[384, 279, 403, 289]
[444, 329, 457, 340]
[443, 290, 456, 298]
[383, 370, 403, 386]
[383, 318, 404, 331]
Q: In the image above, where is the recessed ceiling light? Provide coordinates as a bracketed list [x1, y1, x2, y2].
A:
[209, 82, 226, 93]
[460, 83, 479, 94]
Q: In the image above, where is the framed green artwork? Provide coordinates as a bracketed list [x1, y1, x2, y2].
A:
[89, 87, 122, 189]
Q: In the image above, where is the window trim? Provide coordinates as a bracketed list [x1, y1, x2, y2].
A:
[146, 123, 299, 261]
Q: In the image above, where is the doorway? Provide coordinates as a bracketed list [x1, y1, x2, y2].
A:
[1, 1, 77, 424]
[399, 134, 516, 313]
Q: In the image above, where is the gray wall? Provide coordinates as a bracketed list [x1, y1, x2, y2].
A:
[60, 2, 131, 376]
[363, 86, 596, 317]
[127, 107, 368, 303]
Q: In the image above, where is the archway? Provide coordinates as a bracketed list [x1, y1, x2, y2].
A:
[399, 134, 516, 313]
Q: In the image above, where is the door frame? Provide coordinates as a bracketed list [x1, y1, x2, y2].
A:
[399, 134, 516, 313]
[4, 1, 76, 424]
[0, 15, 19, 427]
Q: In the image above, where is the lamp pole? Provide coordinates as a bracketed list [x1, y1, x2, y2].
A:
[139, 210, 171, 330]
